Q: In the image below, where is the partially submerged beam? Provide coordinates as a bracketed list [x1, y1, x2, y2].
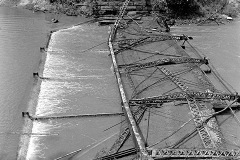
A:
[106, 107, 146, 156]
[148, 148, 240, 159]
[118, 57, 208, 72]
[129, 91, 240, 105]
[158, 67, 225, 148]
[22, 112, 124, 121]
[94, 148, 138, 160]
[108, 0, 152, 157]
[109, 33, 151, 159]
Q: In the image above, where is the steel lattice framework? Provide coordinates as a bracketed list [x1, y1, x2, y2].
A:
[105, 0, 240, 159]
[114, 35, 179, 54]
[148, 148, 240, 159]
[129, 91, 240, 105]
[114, 35, 193, 54]
[106, 107, 146, 155]
[118, 57, 208, 72]
[158, 67, 225, 148]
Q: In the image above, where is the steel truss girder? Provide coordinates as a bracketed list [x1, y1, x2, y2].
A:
[118, 57, 208, 72]
[157, 67, 225, 149]
[129, 91, 240, 106]
[94, 148, 138, 160]
[148, 148, 240, 159]
[115, 35, 192, 51]
[106, 107, 146, 155]
[187, 99, 224, 148]
[114, 35, 173, 54]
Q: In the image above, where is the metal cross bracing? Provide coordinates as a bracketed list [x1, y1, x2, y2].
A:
[114, 34, 192, 53]
[115, 34, 193, 48]
[106, 0, 240, 159]
[94, 148, 138, 160]
[118, 57, 208, 73]
[111, 0, 130, 37]
[106, 107, 146, 156]
[96, 148, 240, 160]
[113, 36, 176, 54]
[108, 0, 153, 159]
[129, 91, 240, 105]
[148, 148, 240, 159]
[157, 67, 225, 149]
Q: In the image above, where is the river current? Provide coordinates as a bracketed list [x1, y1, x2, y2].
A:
[0, 6, 239, 160]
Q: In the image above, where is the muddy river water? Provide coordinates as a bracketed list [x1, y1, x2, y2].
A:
[0, 6, 239, 160]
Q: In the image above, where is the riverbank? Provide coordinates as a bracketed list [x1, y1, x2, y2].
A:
[0, 3, 240, 159]
[2, 0, 239, 22]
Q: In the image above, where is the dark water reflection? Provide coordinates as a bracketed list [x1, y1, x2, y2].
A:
[0, 6, 88, 159]
[172, 20, 240, 92]
[0, 5, 240, 159]
[0, 7, 49, 160]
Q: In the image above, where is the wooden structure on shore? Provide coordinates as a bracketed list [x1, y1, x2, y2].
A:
[95, 0, 240, 159]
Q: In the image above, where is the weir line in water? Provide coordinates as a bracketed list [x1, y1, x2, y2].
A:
[22, 112, 124, 120]
[17, 29, 55, 160]
[18, 18, 122, 159]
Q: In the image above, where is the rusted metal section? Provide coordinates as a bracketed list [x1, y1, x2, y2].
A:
[94, 148, 138, 160]
[187, 99, 224, 148]
[118, 57, 208, 72]
[104, 0, 240, 159]
[109, 34, 151, 160]
[108, 0, 153, 159]
[149, 148, 240, 159]
[159, 67, 225, 149]
[107, 107, 146, 155]
[129, 91, 240, 105]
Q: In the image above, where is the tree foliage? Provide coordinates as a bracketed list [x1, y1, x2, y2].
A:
[165, 0, 201, 18]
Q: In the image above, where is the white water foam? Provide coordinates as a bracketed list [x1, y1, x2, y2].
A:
[20, 31, 60, 160]
[23, 22, 116, 159]
[35, 80, 93, 116]
[26, 121, 60, 160]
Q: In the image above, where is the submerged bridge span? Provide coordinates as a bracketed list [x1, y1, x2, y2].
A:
[104, 0, 240, 159]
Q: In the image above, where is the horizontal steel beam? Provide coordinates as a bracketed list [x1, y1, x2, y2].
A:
[94, 148, 138, 160]
[119, 57, 208, 72]
[129, 91, 240, 105]
[148, 148, 240, 159]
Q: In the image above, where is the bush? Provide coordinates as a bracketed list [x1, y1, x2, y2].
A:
[222, 3, 239, 18]
[166, 0, 201, 18]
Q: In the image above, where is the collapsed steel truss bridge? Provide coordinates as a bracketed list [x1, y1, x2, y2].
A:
[96, 0, 240, 159]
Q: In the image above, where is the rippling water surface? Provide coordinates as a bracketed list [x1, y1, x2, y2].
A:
[172, 20, 240, 92]
[24, 24, 121, 160]
[0, 7, 49, 160]
[1, 5, 240, 160]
